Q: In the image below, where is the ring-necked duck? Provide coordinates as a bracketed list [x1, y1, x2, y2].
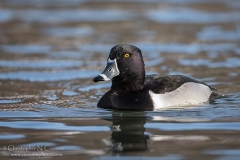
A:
[93, 44, 217, 110]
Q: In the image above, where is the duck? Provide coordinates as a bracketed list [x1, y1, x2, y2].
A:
[93, 44, 217, 110]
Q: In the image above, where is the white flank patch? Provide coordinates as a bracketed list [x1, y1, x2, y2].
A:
[99, 74, 110, 81]
[149, 82, 212, 109]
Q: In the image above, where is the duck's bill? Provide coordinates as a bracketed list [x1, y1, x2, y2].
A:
[93, 58, 120, 82]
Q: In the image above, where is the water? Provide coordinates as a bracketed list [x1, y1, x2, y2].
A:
[0, 0, 240, 159]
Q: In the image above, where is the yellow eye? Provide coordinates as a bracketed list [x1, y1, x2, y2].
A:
[124, 53, 130, 58]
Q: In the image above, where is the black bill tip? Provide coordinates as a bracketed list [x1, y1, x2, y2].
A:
[93, 75, 106, 82]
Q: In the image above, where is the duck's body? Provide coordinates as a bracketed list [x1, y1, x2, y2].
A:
[93, 44, 217, 110]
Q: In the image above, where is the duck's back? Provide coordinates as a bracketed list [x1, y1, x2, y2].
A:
[144, 75, 216, 109]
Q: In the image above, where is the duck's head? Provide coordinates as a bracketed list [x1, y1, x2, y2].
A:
[93, 44, 145, 91]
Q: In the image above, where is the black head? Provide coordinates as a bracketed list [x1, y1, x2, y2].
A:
[93, 44, 145, 91]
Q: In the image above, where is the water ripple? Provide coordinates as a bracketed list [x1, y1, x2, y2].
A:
[146, 8, 240, 23]
[145, 122, 240, 131]
[78, 83, 111, 92]
[77, 43, 236, 54]
[0, 60, 82, 69]
[1, 44, 51, 54]
[197, 26, 240, 41]
[4, 0, 86, 6]
[0, 134, 25, 140]
[0, 10, 13, 23]
[135, 43, 236, 54]
[179, 58, 240, 68]
[0, 99, 23, 104]
[0, 121, 110, 132]
[0, 70, 99, 82]
[16, 10, 135, 23]
[42, 27, 94, 37]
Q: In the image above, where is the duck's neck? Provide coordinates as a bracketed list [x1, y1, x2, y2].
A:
[111, 70, 145, 92]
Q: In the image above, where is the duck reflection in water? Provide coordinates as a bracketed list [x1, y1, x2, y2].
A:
[107, 111, 149, 152]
